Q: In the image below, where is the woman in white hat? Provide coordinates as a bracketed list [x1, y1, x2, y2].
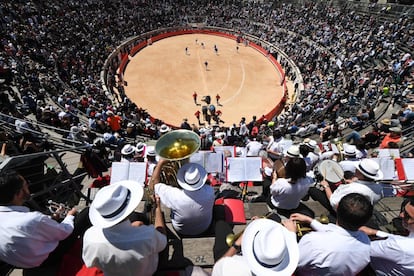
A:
[268, 157, 315, 220]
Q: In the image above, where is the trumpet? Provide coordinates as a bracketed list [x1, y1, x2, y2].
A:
[226, 230, 244, 247]
[296, 214, 329, 237]
[225, 211, 278, 247]
[47, 200, 71, 219]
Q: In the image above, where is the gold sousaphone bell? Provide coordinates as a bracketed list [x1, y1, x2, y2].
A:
[155, 129, 201, 160]
[155, 130, 201, 186]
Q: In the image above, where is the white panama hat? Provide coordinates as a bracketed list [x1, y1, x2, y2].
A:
[160, 124, 170, 133]
[121, 144, 137, 155]
[242, 218, 299, 276]
[284, 145, 302, 158]
[176, 163, 207, 191]
[357, 159, 383, 181]
[89, 180, 144, 228]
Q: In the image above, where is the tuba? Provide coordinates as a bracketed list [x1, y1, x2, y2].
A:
[145, 130, 201, 223]
[155, 129, 201, 186]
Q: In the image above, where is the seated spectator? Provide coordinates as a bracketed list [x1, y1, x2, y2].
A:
[150, 161, 215, 236]
[292, 193, 373, 275]
[379, 127, 402, 149]
[82, 180, 167, 275]
[359, 197, 414, 275]
[0, 171, 90, 273]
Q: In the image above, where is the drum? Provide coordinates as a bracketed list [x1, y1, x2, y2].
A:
[313, 160, 344, 184]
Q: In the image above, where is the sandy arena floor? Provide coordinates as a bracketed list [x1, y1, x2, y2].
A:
[123, 33, 285, 128]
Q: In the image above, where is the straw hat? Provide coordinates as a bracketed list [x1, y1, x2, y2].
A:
[177, 163, 207, 191]
[89, 180, 143, 228]
[242, 219, 299, 276]
[381, 118, 391, 126]
[303, 139, 317, 150]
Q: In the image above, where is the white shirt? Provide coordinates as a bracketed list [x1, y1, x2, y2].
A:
[154, 183, 215, 235]
[370, 232, 414, 275]
[246, 140, 263, 156]
[270, 177, 314, 209]
[330, 181, 383, 209]
[82, 221, 167, 276]
[212, 255, 252, 276]
[296, 220, 371, 276]
[0, 205, 74, 268]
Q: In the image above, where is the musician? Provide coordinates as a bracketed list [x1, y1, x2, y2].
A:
[328, 159, 384, 210]
[120, 143, 137, 162]
[0, 171, 90, 273]
[299, 139, 320, 171]
[338, 143, 359, 173]
[359, 197, 414, 275]
[82, 180, 167, 275]
[151, 160, 215, 236]
[267, 157, 315, 219]
[291, 193, 373, 275]
[212, 218, 299, 276]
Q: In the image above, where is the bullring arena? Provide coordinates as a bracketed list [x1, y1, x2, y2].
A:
[123, 32, 287, 128]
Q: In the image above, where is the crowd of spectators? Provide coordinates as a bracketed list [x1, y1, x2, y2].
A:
[0, 0, 413, 152]
[1, 1, 414, 275]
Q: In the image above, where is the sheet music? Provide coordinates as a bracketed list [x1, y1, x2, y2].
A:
[226, 157, 262, 182]
[190, 151, 224, 173]
[110, 161, 146, 186]
[128, 162, 147, 186]
[378, 149, 400, 159]
[244, 158, 263, 181]
[110, 162, 130, 184]
[372, 158, 395, 181]
[205, 152, 224, 173]
[213, 146, 236, 157]
[402, 159, 414, 181]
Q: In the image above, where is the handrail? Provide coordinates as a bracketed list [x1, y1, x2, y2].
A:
[0, 145, 91, 171]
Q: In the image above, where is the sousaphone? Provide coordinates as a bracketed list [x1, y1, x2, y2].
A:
[155, 129, 201, 186]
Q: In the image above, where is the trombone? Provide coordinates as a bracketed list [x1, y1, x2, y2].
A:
[226, 213, 330, 246]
